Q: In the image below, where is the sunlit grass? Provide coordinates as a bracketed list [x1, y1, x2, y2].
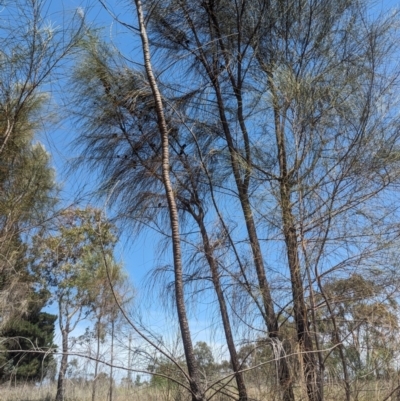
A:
[2, 380, 400, 401]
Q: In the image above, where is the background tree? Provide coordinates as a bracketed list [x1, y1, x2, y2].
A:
[320, 273, 400, 381]
[32, 207, 118, 401]
[88, 253, 129, 401]
[193, 342, 215, 381]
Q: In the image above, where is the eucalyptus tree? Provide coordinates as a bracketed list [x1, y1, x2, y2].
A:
[32, 207, 118, 401]
[89, 254, 130, 401]
[320, 273, 400, 380]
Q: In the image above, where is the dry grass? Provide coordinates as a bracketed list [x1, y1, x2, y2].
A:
[2, 380, 400, 401]
[1, 382, 199, 401]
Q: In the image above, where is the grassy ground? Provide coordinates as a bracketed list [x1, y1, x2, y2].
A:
[2, 381, 400, 401]
[1, 383, 162, 401]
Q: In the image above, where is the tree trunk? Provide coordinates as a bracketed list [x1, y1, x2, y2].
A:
[55, 326, 69, 401]
[268, 72, 321, 401]
[134, 1, 203, 400]
[196, 212, 248, 401]
[318, 280, 351, 401]
[183, 6, 295, 393]
[205, 58, 295, 401]
[92, 317, 101, 401]
[109, 317, 114, 401]
[281, 204, 321, 401]
[127, 333, 132, 388]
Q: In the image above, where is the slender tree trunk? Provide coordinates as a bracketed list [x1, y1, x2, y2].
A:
[268, 71, 321, 401]
[195, 212, 248, 401]
[109, 317, 114, 401]
[92, 317, 101, 401]
[281, 197, 321, 401]
[134, 1, 203, 400]
[55, 325, 69, 401]
[317, 278, 351, 401]
[169, 5, 295, 398]
[207, 64, 295, 401]
[239, 185, 294, 401]
[127, 333, 132, 388]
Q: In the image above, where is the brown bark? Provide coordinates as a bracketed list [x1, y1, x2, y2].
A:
[134, 2, 294, 399]
[281, 202, 321, 401]
[183, 4, 295, 397]
[196, 42, 294, 401]
[134, 1, 203, 400]
[267, 71, 321, 401]
[194, 210, 248, 401]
